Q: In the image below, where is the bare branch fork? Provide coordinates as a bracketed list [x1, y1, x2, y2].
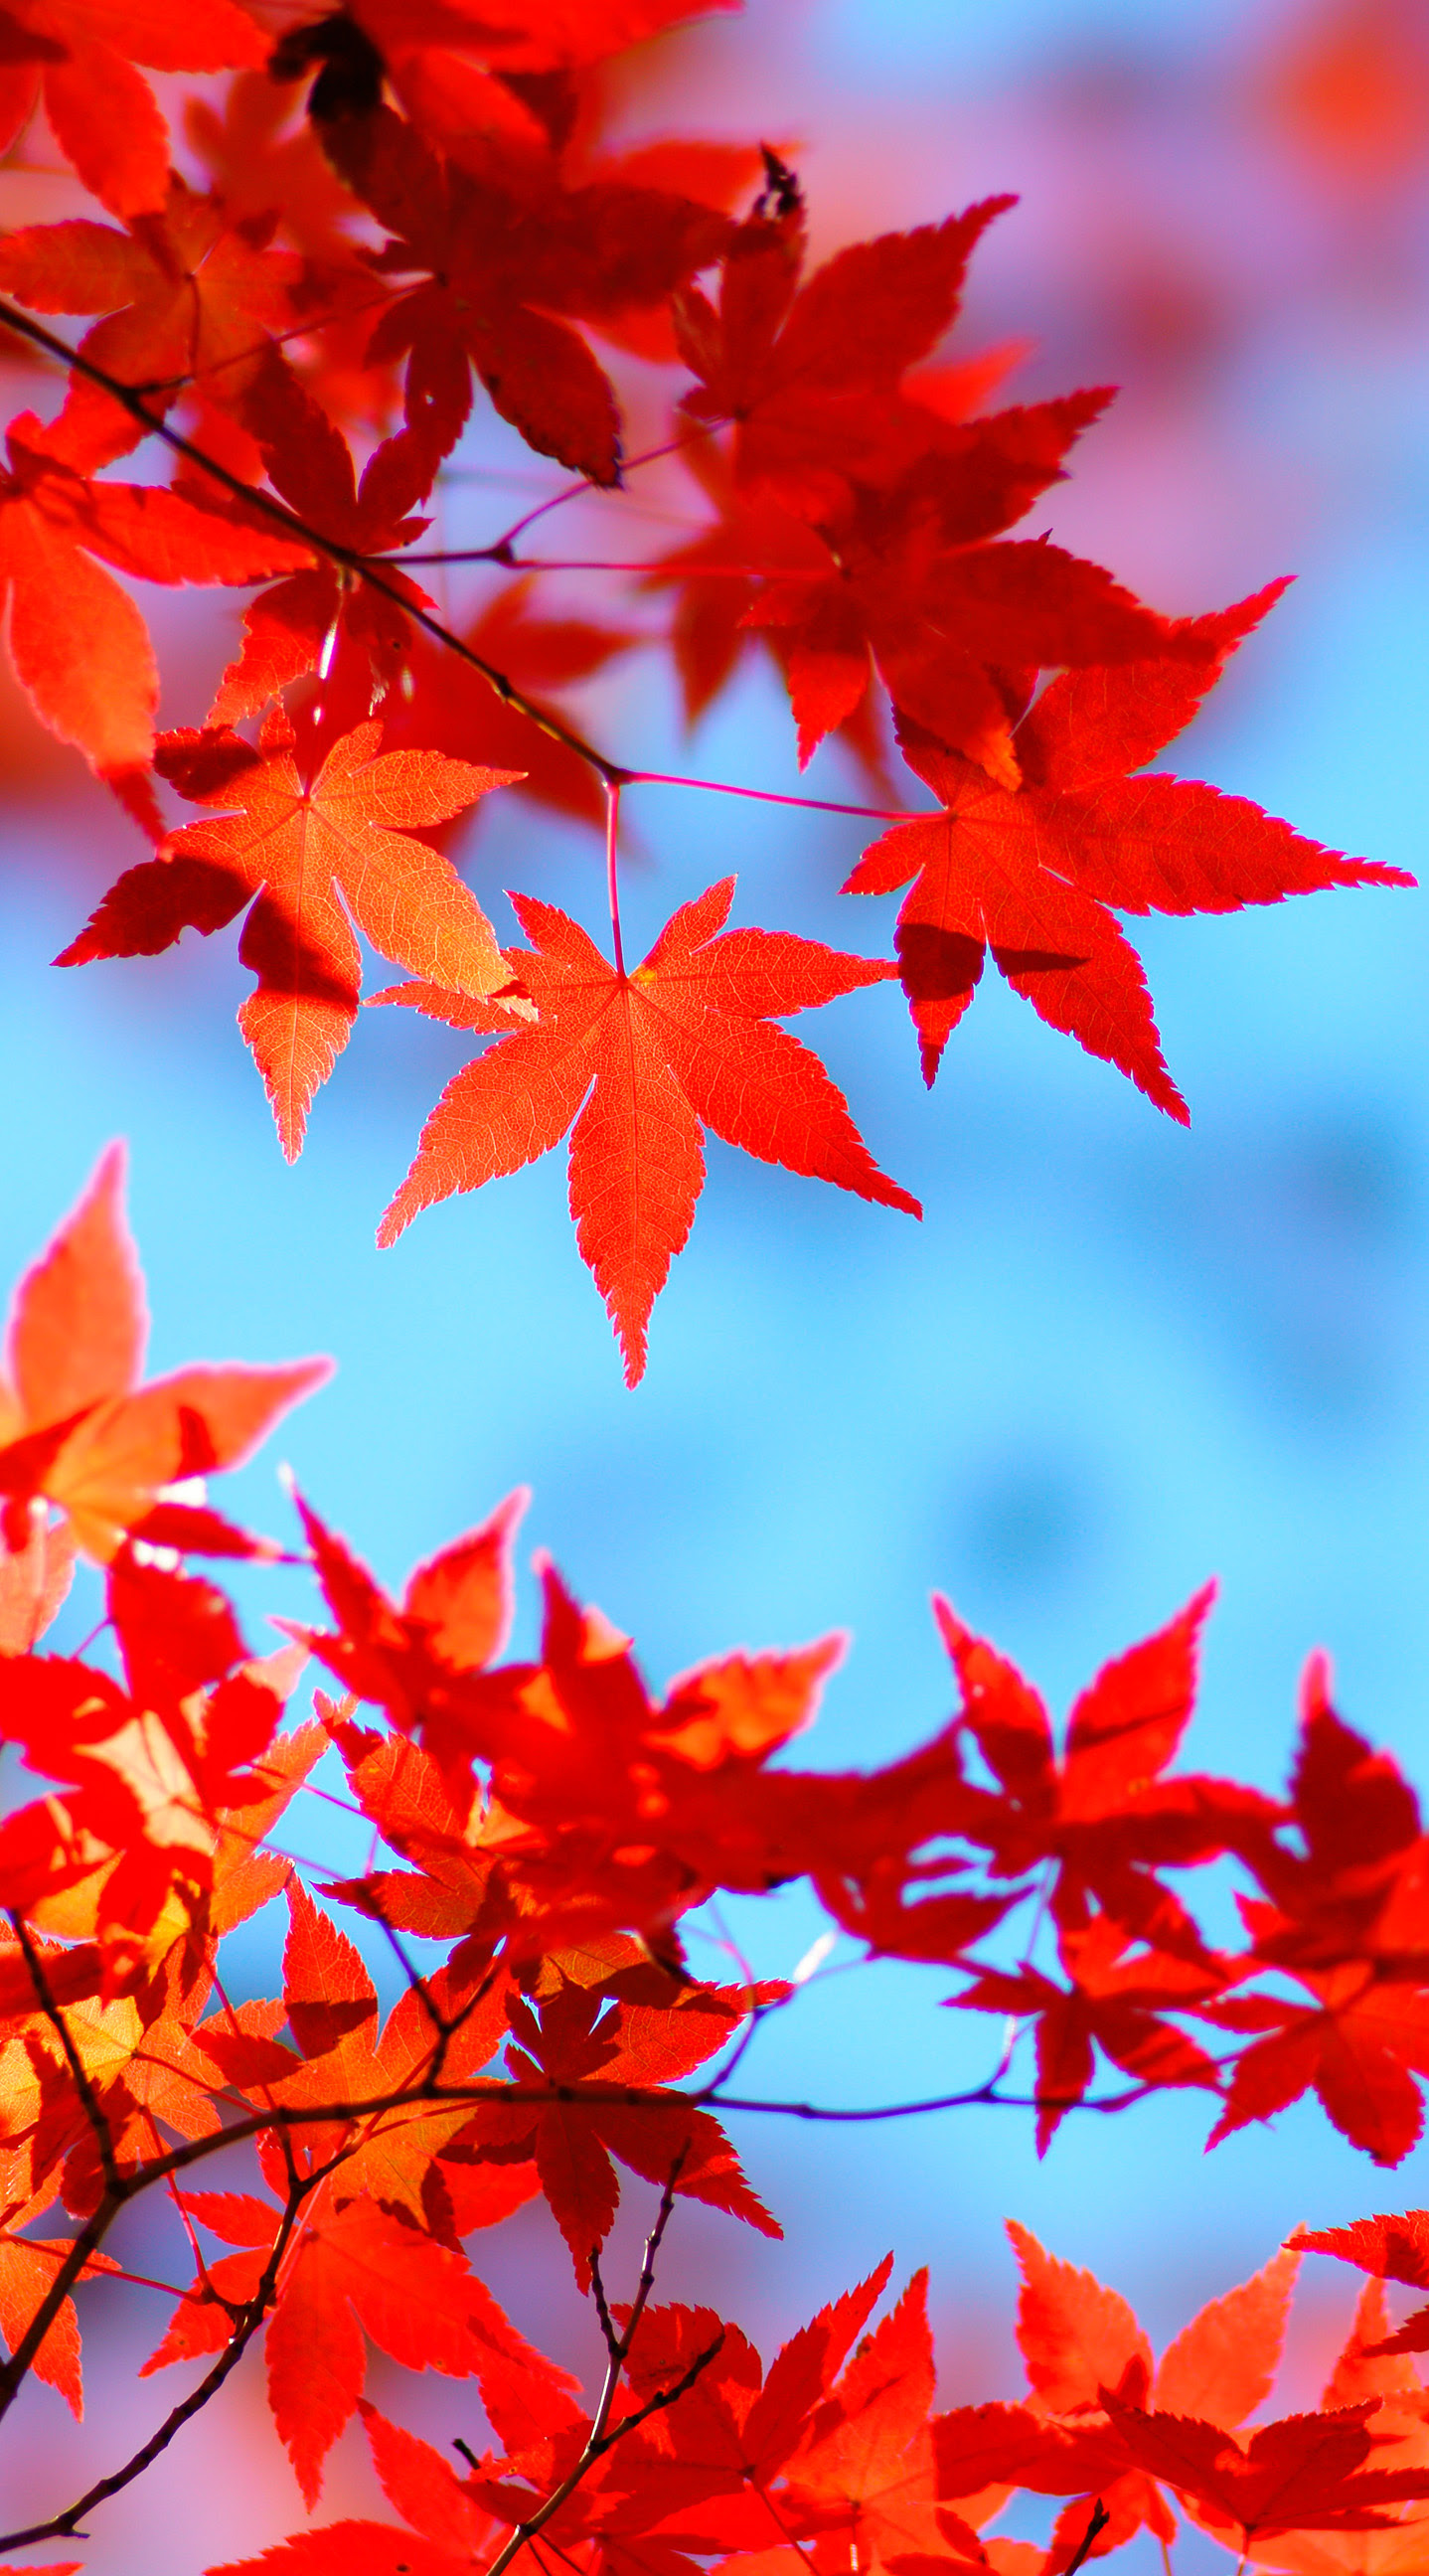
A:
[483, 2152, 718, 2576]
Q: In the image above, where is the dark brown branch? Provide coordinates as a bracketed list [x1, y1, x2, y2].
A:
[589, 2331, 724, 2457]
[57, 2060, 1162, 2214]
[0, 296, 629, 786]
[8, 1909, 120, 2196]
[483, 2156, 694, 2576]
[1064, 2499, 1112, 2576]
[589, 2248, 619, 2362]
[0, 2183, 309, 2549]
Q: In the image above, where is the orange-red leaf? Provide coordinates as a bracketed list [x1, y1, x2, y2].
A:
[376, 878, 918, 1381]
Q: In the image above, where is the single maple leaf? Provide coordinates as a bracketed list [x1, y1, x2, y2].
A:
[285, 1486, 536, 1793]
[374, 877, 919, 1382]
[1202, 1666, 1429, 2167]
[257, 1880, 537, 2234]
[324, 104, 731, 484]
[1250, 2279, 1429, 2576]
[845, 599, 1414, 1105]
[1292, 2212, 1429, 2304]
[58, 714, 516, 1159]
[674, 175, 1018, 514]
[0, 1143, 327, 1561]
[1290, 2212, 1429, 2372]
[931, 1580, 1247, 1950]
[956, 1921, 1224, 2156]
[610, 2256, 896, 2542]
[1097, 2390, 1429, 2547]
[0, 0, 264, 220]
[770, 2269, 975, 2576]
[0, 175, 327, 473]
[456, 1954, 781, 2287]
[1221, 1659, 1429, 1981]
[0, 408, 312, 793]
[144, 2165, 572, 2504]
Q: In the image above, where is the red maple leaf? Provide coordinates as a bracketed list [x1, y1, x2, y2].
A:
[1203, 1665, 1429, 2167]
[252, 1880, 539, 2235]
[0, 410, 311, 797]
[1003, 2223, 1302, 2565]
[374, 878, 918, 1382]
[326, 104, 731, 484]
[0, 1143, 326, 1561]
[1098, 2391, 1429, 2548]
[0, 0, 264, 220]
[673, 171, 1018, 514]
[143, 2166, 572, 2503]
[455, 1947, 781, 2287]
[205, 2398, 498, 2576]
[208, 354, 443, 722]
[844, 597, 1413, 1109]
[931, 1580, 1248, 1945]
[58, 714, 516, 1159]
[1289, 2217, 1429, 2383]
[0, 174, 327, 473]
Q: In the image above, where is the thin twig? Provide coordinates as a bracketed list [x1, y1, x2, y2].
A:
[1064, 2500, 1112, 2576]
[482, 2157, 702, 2576]
[0, 296, 627, 786]
[479, 424, 719, 558]
[589, 2249, 619, 2362]
[0, 2184, 309, 2549]
[605, 780, 626, 977]
[626, 770, 920, 821]
[7, 1911, 121, 2196]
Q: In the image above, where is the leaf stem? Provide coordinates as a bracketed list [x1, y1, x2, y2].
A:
[625, 770, 919, 821]
[606, 780, 626, 977]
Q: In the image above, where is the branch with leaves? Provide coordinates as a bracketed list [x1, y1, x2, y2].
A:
[0, 3, 1410, 1378]
[0, 8, 1425, 2575]
[3, 1117, 1429, 2576]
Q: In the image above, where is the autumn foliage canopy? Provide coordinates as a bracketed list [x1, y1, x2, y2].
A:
[0, 1, 1424, 2572]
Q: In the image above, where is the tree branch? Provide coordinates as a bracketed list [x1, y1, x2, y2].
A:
[7, 1909, 120, 2197]
[0, 296, 629, 786]
[1064, 2499, 1112, 2576]
[0, 2182, 309, 2549]
[482, 2156, 698, 2576]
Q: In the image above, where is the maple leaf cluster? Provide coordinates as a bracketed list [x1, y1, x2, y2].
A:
[0, 9, 1423, 2568]
[0, 0, 1409, 1377]
[2, 1150, 1429, 2571]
